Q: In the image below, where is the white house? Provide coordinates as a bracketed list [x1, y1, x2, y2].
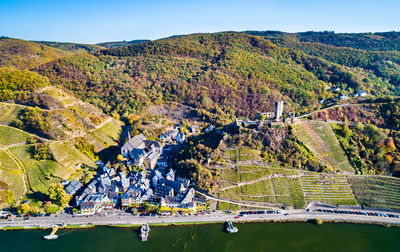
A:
[204, 125, 214, 133]
[176, 132, 185, 144]
[354, 90, 367, 97]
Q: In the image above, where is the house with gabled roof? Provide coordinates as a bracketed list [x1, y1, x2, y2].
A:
[181, 188, 195, 204]
[121, 189, 141, 207]
[106, 191, 119, 208]
[161, 195, 181, 208]
[152, 170, 163, 187]
[176, 177, 190, 188]
[121, 133, 163, 169]
[65, 179, 82, 195]
[159, 178, 185, 194]
[80, 201, 96, 215]
[154, 185, 174, 197]
[165, 169, 175, 181]
[145, 151, 160, 169]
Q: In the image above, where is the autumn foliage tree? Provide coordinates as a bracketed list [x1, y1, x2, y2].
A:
[48, 184, 71, 207]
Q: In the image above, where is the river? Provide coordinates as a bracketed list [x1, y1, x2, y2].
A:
[0, 222, 399, 251]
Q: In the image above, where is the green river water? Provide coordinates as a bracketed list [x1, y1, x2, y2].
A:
[0, 222, 399, 252]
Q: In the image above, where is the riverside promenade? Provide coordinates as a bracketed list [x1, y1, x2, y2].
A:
[1, 207, 400, 229]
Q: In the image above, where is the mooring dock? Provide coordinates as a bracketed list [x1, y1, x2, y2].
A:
[140, 224, 150, 242]
[226, 221, 238, 233]
[43, 226, 60, 240]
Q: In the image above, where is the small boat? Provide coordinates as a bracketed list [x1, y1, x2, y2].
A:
[43, 234, 58, 240]
[226, 221, 238, 233]
[140, 224, 150, 242]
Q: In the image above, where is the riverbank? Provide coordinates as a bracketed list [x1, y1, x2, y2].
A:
[2, 208, 400, 231]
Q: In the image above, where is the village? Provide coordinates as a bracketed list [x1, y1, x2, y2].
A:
[59, 86, 369, 218]
[63, 126, 207, 216]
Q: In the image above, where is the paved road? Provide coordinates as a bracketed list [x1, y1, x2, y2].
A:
[2, 207, 400, 229]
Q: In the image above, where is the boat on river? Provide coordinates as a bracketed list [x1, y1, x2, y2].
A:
[226, 221, 238, 233]
[140, 224, 150, 242]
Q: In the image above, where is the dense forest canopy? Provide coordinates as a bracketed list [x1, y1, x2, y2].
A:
[247, 31, 400, 95]
[0, 67, 49, 102]
[245, 31, 400, 52]
[2, 31, 400, 125]
[36, 32, 383, 124]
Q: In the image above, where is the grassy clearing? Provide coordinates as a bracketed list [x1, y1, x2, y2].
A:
[241, 180, 275, 196]
[293, 121, 353, 173]
[217, 201, 240, 211]
[223, 147, 261, 162]
[348, 176, 400, 210]
[239, 165, 270, 172]
[221, 168, 241, 182]
[63, 224, 95, 229]
[0, 103, 23, 125]
[90, 119, 122, 147]
[0, 104, 12, 121]
[239, 166, 297, 182]
[0, 126, 37, 146]
[219, 187, 242, 200]
[241, 195, 277, 203]
[220, 180, 236, 188]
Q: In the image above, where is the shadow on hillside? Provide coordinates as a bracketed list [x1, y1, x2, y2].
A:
[98, 146, 119, 162]
[26, 191, 48, 202]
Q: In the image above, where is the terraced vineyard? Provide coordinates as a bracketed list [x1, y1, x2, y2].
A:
[0, 150, 25, 206]
[219, 165, 306, 208]
[9, 145, 60, 193]
[0, 103, 24, 125]
[300, 172, 357, 205]
[0, 118, 123, 206]
[293, 121, 354, 173]
[223, 147, 261, 163]
[0, 125, 39, 146]
[348, 176, 400, 210]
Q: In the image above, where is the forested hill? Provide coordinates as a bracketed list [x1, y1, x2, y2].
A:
[245, 31, 400, 51]
[246, 31, 400, 94]
[2, 32, 399, 125]
[38, 33, 335, 122]
[96, 39, 149, 48]
[36, 41, 106, 52]
[0, 38, 70, 69]
[35, 32, 393, 125]
[36, 40, 149, 52]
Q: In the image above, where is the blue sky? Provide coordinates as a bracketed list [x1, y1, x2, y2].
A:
[1, 0, 399, 43]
